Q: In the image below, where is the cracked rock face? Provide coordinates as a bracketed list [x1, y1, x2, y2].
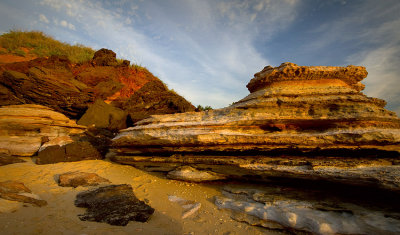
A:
[0, 104, 86, 157]
[74, 184, 154, 226]
[110, 63, 400, 190]
[215, 184, 400, 235]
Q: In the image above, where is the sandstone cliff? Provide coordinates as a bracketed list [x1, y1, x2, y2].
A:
[0, 48, 195, 126]
[111, 63, 400, 190]
[0, 104, 86, 156]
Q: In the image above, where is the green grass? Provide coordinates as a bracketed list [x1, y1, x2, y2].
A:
[0, 30, 95, 63]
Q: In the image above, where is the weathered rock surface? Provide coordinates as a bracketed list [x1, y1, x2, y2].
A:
[36, 141, 102, 164]
[111, 154, 400, 191]
[0, 181, 47, 207]
[0, 49, 195, 123]
[92, 48, 117, 66]
[74, 184, 154, 226]
[121, 80, 196, 124]
[58, 172, 110, 188]
[0, 153, 25, 166]
[0, 56, 94, 118]
[77, 99, 127, 130]
[167, 165, 227, 182]
[0, 104, 86, 156]
[215, 184, 400, 234]
[111, 63, 400, 190]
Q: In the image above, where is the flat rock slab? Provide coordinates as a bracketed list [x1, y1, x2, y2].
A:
[0, 181, 47, 207]
[58, 172, 110, 188]
[74, 184, 154, 226]
[215, 185, 400, 234]
[0, 154, 25, 166]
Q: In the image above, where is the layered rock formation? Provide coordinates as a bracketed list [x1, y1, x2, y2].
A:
[215, 184, 400, 234]
[0, 56, 94, 118]
[111, 63, 400, 190]
[0, 104, 86, 156]
[0, 49, 195, 126]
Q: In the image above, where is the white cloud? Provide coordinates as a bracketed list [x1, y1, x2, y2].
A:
[39, 0, 299, 108]
[295, 0, 400, 115]
[59, 20, 75, 30]
[39, 14, 49, 23]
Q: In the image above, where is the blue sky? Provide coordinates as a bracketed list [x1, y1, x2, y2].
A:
[1, 0, 399, 114]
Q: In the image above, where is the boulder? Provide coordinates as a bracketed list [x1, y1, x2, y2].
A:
[122, 80, 196, 124]
[75, 184, 154, 226]
[111, 63, 400, 190]
[0, 104, 86, 156]
[58, 172, 110, 188]
[36, 141, 102, 164]
[77, 99, 127, 130]
[0, 181, 47, 207]
[92, 48, 117, 66]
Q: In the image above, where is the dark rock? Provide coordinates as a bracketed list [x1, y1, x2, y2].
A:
[0, 181, 47, 207]
[78, 99, 127, 130]
[0, 153, 25, 166]
[122, 80, 195, 124]
[82, 127, 115, 157]
[58, 172, 110, 188]
[92, 48, 117, 66]
[36, 141, 102, 164]
[75, 184, 154, 226]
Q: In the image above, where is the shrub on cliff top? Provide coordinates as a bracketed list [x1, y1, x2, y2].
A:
[0, 30, 95, 63]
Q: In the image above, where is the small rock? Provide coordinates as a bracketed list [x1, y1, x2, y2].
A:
[75, 184, 154, 226]
[0, 181, 47, 207]
[167, 166, 226, 182]
[58, 172, 111, 188]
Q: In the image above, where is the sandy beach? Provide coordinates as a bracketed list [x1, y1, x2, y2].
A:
[0, 158, 275, 235]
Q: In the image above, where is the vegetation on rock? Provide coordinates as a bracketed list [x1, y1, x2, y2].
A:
[0, 30, 95, 63]
[0, 30, 196, 127]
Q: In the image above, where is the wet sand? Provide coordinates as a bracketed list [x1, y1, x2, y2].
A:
[0, 158, 276, 235]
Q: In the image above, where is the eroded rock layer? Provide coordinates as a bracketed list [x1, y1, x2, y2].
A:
[111, 63, 400, 189]
[0, 104, 86, 156]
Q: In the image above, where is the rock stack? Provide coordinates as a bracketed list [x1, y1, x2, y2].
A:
[111, 63, 400, 190]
